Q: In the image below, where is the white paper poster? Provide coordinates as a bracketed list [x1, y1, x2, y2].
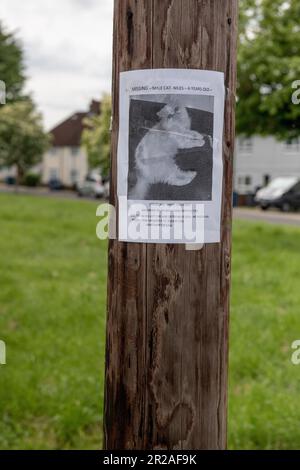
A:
[117, 69, 225, 244]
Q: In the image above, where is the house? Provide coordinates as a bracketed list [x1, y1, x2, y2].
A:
[41, 100, 101, 187]
[234, 136, 300, 196]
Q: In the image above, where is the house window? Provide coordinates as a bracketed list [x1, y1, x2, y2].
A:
[238, 176, 252, 186]
[239, 137, 253, 154]
[285, 138, 299, 153]
[71, 147, 79, 156]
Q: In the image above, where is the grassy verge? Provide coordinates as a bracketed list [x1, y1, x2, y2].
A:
[0, 194, 106, 449]
[229, 220, 300, 449]
[1, 194, 300, 449]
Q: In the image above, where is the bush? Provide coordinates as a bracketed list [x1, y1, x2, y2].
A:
[24, 173, 40, 187]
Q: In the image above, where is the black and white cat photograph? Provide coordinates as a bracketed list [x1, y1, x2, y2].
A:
[127, 94, 214, 201]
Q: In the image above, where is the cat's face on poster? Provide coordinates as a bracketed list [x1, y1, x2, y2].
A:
[157, 101, 191, 131]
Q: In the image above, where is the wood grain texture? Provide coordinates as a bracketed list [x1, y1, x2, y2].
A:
[104, 0, 238, 450]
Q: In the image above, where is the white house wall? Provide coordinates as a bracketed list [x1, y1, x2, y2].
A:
[234, 136, 300, 194]
[42, 147, 88, 187]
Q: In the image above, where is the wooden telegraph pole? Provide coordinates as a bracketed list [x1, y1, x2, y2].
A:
[104, 0, 238, 450]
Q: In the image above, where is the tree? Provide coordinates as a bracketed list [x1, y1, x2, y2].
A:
[0, 22, 26, 102]
[239, 0, 258, 40]
[81, 94, 111, 177]
[0, 100, 50, 184]
[237, 0, 300, 140]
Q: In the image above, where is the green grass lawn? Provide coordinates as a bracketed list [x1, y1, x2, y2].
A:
[0, 193, 300, 449]
[229, 221, 300, 450]
[0, 194, 107, 449]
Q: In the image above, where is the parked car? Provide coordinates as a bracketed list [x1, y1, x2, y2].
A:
[77, 174, 104, 198]
[5, 176, 16, 185]
[255, 177, 300, 212]
[49, 178, 64, 190]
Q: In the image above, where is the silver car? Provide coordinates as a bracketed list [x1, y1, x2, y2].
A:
[77, 174, 104, 198]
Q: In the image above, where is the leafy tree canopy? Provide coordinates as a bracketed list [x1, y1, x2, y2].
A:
[237, 0, 300, 140]
[81, 94, 111, 178]
[0, 100, 50, 182]
[0, 22, 26, 102]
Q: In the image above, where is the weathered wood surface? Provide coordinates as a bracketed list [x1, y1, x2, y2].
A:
[104, 0, 238, 450]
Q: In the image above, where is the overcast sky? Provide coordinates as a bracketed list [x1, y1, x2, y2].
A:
[0, 0, 114, 129]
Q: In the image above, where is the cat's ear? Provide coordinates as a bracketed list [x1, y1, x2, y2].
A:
[157, 105, 168, 119]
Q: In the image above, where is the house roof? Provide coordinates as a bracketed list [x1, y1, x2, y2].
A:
[50, 100, 101, 147]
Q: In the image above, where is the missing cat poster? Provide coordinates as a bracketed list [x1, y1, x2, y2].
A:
[117, 69, 225, 244]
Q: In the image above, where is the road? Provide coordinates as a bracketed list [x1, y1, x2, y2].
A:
[234, 207, 300, 226]
[0, 183, 80, 200]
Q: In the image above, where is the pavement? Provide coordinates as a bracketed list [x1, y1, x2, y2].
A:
[0, 183, 79, 200]
[234, 207, 300, 226]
